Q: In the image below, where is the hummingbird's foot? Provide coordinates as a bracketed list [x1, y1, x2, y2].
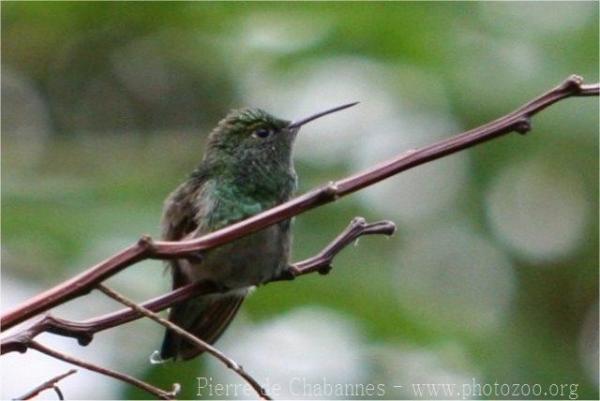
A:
[279, 265, 301, 281]
[185, 251, 204, 263]
[211, 280, 232, 293]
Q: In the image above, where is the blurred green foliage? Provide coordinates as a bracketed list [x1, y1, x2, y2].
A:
[2, 2, 598, 400]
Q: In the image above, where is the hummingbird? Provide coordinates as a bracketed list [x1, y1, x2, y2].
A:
[158, 102, 358, 361]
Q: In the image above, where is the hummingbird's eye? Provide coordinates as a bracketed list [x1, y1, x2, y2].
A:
[253, 128, 273, 139]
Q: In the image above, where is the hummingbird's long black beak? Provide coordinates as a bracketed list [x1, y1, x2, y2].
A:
[288, 102, 359, 129]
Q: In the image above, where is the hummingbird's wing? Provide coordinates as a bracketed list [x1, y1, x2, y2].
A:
[160, 180, 199, 289]
[159, 172, 248, 361]
[161, 180, 199, 241]
[160, 290, 246, 360]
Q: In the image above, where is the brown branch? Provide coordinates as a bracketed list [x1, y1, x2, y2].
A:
[1, 75, 597, 332]
[96, 284, 272, 400]
[1, 75, 596, 400]
[15, 368, 76, 400]
[1, 218, 393, 354]
[579, 83, 600, 96]
[3, 75, 596, 331]
[28, 341, 178, 400]
[2, 218, 391, 399]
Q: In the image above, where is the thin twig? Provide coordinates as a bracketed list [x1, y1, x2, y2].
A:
[28, 341, 177, 400]
[53, 384, 65, 400]
[5, 220, 394, 398]
[2, 75, 596, 331]
[290, 217, 396, 277]
[15, 369, 76, 400]
[96, 284, 272, 400]
[52, 385, 65, 401]
[1, 218, 394, 354]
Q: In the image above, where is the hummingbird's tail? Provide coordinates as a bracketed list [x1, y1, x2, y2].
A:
[160, 290, 246, 361]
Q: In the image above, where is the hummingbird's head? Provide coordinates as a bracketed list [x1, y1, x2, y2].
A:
[205, 108, 294, 165]
[203, 103, 358, 174]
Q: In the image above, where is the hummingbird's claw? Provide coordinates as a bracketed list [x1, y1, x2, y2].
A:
[210, 280, 232, 293]
[185, 251, 204, 263]
[280, 266, 300, 280]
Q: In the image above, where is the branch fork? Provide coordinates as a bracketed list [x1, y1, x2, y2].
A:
[2, 217, 396, 399]
[16, 368, 76, 400]
[286, 217, 396, 278]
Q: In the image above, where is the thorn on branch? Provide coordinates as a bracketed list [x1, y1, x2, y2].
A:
[514, 117, 532, 135]
[137, 235, 156, 253]
[319, 181, 340, 202]
[167, 383, 181, 398]
[77, 336, 93, 346]
[137, 234, 156, 255]
[563, 74, 584, 92]
[351, 216, 367, 227]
